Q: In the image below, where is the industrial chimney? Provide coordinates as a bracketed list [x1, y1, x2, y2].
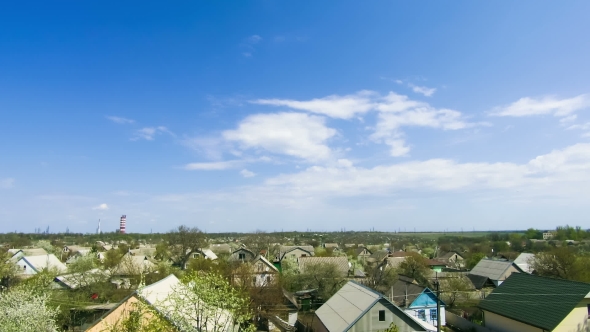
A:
[119, 215, 126, 234]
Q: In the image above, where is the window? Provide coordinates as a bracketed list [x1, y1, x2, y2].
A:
[417, 310, 426, 321]
[430, 309, 437, 322]
[252, 277, 257, 285]
[239, 253, 246, 260]
[266, 276, 272, 284]
[587, 304, 590, 317]
[378, 310, 385, 321]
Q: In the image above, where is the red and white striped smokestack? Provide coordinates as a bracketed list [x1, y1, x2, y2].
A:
[120, 215, 126, 234]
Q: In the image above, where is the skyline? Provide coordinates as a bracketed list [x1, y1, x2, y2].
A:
[1, 1, 590, 233]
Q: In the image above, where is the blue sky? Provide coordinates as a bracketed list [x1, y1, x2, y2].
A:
[1, 1, 590, 233]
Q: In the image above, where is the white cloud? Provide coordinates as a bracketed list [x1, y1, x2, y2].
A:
[132, 126, 173, 141]
[252, 90, 480, 157]
[264, 143, 590, 197]
[93, 203, 109, 210]
[409, 84, 437, 97]
[560, 115, 577, 124]
[252, 91, 376, 120]
[492, 94, 590, 117]
[567, 122, 590, 131]
[0, 178, 15, 189]
[223, 112, 336, 162]
[106, 116, 135, 124]
[184, 160, 243, 170]
[240, 169, 256, 178]
[386, 139, 411, 157]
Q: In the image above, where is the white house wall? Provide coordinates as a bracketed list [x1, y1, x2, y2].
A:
[553, 299, 590, 332]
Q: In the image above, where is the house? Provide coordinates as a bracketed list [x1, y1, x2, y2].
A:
[425, 260, 446, 273]
[86, 274, 239, 332]
[467, 259, 523, 289]
[282, 289, 300, 326]
[323, 243, 340, 250]
[229, 247, 256, 262]
[15, 254, 67, 275]
[9, 248, 48, 261]
[543, 232, 554, 240]
[298, 256, 351, 277]
[209, 243, 232, 254]
[313, 281, 431, 332]
[53, 268, 109, 289]
[479, 273, 590, 332]
[250, 255, 280, 287]
[435, 251, 464, 268]
[189, 248, 218, 260]
[277, 246, 314, 260]
[390, 279, 446, 328]
[112, 253, 156, 276]
[513, 252, 535, 274]
[356, 247, 372, 260]
[63, 245, 92, 255]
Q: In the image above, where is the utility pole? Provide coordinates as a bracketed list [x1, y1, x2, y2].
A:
[435, 273, 441, 332]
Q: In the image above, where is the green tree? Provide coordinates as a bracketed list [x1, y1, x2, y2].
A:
[466, 252, 486, 269]
[531, 247, 589, 282]
[398, 253, 430, 286]
[524, 228, 542, 240]
[164, 271, 255, 332]
[440, 273, 472, 306]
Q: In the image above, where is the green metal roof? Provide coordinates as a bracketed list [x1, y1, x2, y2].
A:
[479, 273, 590, 331]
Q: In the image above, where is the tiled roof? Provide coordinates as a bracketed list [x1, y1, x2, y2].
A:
[298, 256, 350, 277]
[479, 273, 590, 331]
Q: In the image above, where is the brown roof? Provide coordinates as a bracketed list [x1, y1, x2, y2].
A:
[388, 251, 411, 258]
[426, 259, 446, 266]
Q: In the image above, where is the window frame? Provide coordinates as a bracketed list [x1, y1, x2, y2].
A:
[378, 310, 385, 321]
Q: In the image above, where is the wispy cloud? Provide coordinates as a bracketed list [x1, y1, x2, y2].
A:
[408, 84, 437, 97]
[0, 178, 15, 189]
[240, 34, 263, 57]
[184, 160, 244, 171]
[240, 169, 256, 178]
[106, 116, 135, 124]
[92, 203, 109, 210]
[491, 94, 590, 117]
[132, 126, 174, 141]
[252, 91, 376, 120]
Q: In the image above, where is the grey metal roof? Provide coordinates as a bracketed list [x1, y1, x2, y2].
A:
[513, 253, 535, 273]
[316, 281, 382, 332]
[469, 259, 522, 280]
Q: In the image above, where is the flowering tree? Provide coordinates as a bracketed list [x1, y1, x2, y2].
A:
[163, 271, 255, 332]
[0, 286, 59, 332]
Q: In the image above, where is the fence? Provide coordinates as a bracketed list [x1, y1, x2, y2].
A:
[445, 312, 494, 332]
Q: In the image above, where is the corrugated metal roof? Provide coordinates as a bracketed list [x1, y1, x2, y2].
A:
[513, 253, 535, 274]
[315, 281, 381, 332]
[469, 259, 521, 280]
[479, 273, 590, 331]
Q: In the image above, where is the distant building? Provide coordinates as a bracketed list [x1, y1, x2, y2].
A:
[543, 232, 554, 240]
